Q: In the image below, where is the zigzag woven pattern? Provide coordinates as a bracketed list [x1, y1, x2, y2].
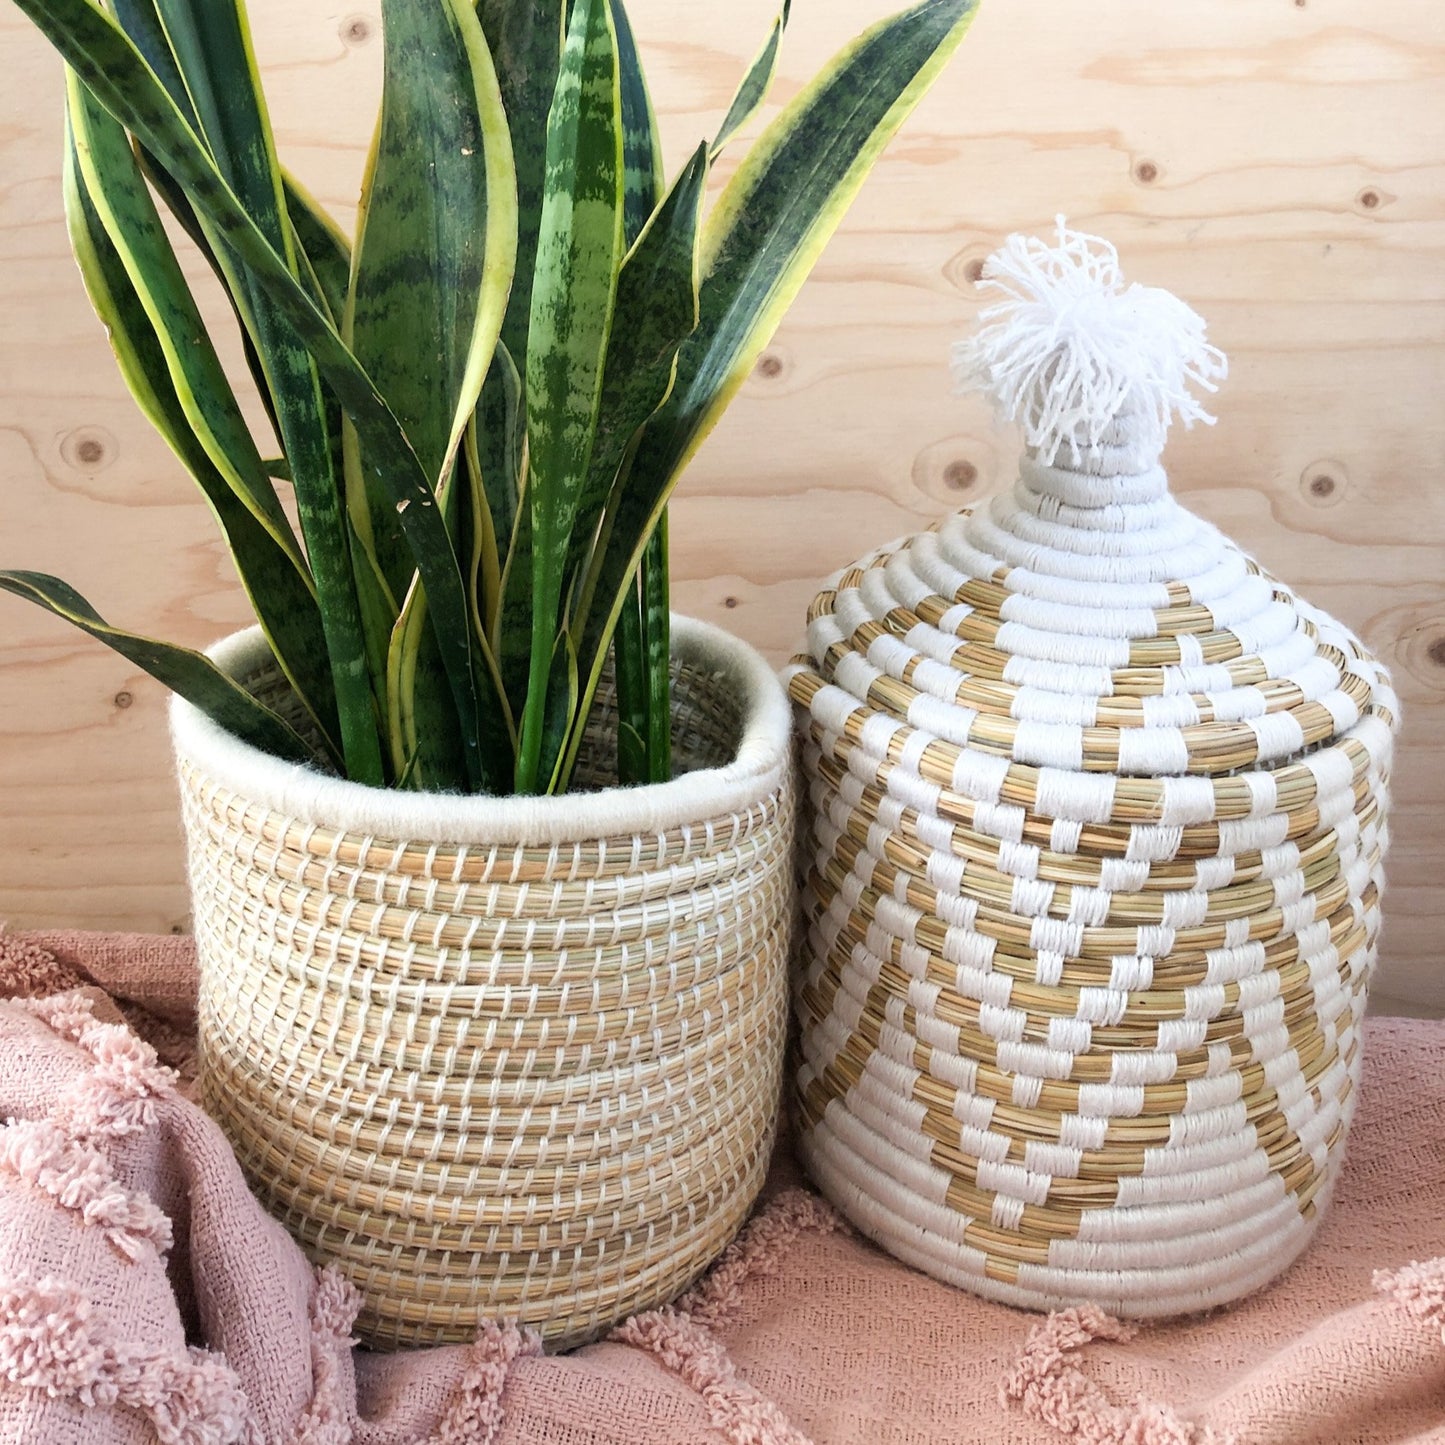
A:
[786, 423, 1398, 1317]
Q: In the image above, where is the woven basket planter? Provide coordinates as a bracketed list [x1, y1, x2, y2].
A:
[171, 616, 795, 1349]
[785, 434, 1399, 1315]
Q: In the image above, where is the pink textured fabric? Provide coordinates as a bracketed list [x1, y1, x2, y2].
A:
[0, 930, 1442, 1445]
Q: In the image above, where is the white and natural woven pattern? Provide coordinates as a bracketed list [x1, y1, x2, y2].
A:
[785, 414, 1399, 1318]
[172, 616, 795, 1349]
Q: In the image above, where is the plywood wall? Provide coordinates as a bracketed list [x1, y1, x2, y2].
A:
[1, 0, 1442, 1013]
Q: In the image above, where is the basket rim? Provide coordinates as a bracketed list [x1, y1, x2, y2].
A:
[170, 614, 791, 847]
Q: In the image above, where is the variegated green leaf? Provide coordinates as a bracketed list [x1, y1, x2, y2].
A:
[477, 0, 564, 383]
[612, 0, 661, 246]
[513, 0, 625, 793]
[345, 0, 517, 609]
[463, 418, 500, 646]
[110, 0, 191, 119]
[564, 141, 705, 625]
[64, 95, 340, 762]
[127, 147, 282, 446]
[65, 75, 298, 567]
[613, 571, 646, 785]
[0, 572, 317, 766]
[540, 628, 579, 795]
[710, 0, 790, 158]
[474, 338, 526, 601]
[640, 512, 671, 780]
[385, 428, 515, 793]
[149, 0, 383, 784]
[495, 475, 534, 727]
[597, 512, 667, 788]
[385, 583, 471, 792]
[13, 0, 490, 789]
[569, 0, 979, 778]
[284, 172, 350, 324]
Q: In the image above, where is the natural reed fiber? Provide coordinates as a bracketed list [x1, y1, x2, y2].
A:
[174, 618, 795, 1349]
[786, 428, 1398, 1319]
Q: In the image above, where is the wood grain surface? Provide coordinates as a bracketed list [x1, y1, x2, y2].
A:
[1, 0, 1442, 1013]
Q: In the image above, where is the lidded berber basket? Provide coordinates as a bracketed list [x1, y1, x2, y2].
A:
[785, 223, 1399, 1317]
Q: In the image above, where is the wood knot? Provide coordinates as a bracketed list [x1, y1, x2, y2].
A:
[1428, 637, 1445, 670]
[1133, 159, 1159, 185]
[340, 14, 372, 44]
[60, 426, 117, 474]
[113, 690, 133, 710]
[945, 246, 992, 294]
[756, 353, 784, 380]
[1300, 459, 1348, 507]
[944, 459, 979, 491]
[724, 595, 739, 610]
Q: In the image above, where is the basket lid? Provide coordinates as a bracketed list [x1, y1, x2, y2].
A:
[787, 223, 1397, 823]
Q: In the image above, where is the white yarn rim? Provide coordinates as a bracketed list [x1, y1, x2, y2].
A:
[171, 614, 792, 847]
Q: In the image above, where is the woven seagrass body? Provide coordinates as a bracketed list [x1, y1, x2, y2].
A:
[175, 619, 794, 1349]
[786, 227, 1399, 1317]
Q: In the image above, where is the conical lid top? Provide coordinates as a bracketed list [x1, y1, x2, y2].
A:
[793, 224, 1390, 792]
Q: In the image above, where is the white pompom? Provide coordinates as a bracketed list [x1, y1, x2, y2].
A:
[952, 218, 1227, 466]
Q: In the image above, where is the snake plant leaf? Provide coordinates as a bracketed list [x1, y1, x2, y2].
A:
[0, 572, 318, 767]
[345, 0, 517, 611]
[616, 717, 646, 786]
[125, 147, 282, 448]
[568, 0, 979, 780]
[513, 0, 626, 793]
[284, 172, 350, 324]
[344, 0, 516, 783]
[12, 0, 489, 789]
[612, 0, 661, 247]
[103, 0, 292, 426]
[109, 0, 191, 120]
[279, 177, 352, 613]
[564, 141, 706, 622]
[64, 103, 341, 763]
[540, 628, 579, 795]
[385, 424, 515, 793]
[280, 188, 349, 534]
[66, 75, 299, 569]
[477, 0, 564, 384]
[640, 513, 671, 780]
[613, 571, 646, 785]
[474, 338, 526, 604]
[553, 15, 693, 757]
[384, 585, 470, 792]
[141, 160, 348, 556]
[472, 345, 528, 749]
[574, 6, 669, 793]
[495, 484, 535, 730]
[144, 0, 383, 786]
[463, 418, 500, 645]
[592, 512, 666, 789]
[710, 0, 791, 159]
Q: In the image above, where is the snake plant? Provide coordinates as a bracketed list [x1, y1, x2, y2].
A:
[3, 0, 978, 795]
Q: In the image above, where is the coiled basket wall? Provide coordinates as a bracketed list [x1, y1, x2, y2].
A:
[785, 428, 1399, 1318]
[173, 616, 795, 1349]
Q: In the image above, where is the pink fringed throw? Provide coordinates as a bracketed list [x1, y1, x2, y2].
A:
[0, 928, 1442, 1444]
